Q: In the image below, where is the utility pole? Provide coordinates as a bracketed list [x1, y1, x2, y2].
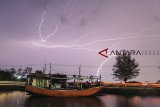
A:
[79, 65, 81, 76]
[30, 65, 32, 74]
[44, 63, 46, 74]
[50, 63, 51, 75]
[49, 63, 52, 89]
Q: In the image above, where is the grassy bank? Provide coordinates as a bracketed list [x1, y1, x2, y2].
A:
[100, 87, 160, 96]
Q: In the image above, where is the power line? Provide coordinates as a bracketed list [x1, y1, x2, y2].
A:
[0, 64, 159, 68]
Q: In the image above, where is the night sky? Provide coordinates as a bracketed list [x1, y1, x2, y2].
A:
[0, 0, 160, 82]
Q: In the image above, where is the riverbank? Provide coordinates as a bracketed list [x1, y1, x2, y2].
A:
[0, 81, 160, 96]
[100, 82, 160, 96]
[0, 81, 25, 91]
[99, 87, 160, 96]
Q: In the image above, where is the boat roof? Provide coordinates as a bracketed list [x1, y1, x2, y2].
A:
[27, 73, 67, 79]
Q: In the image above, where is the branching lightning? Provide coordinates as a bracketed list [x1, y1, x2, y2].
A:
[69, 35, 150, 47]
[38, 7, 60, 43]
[31, 42, 97, 52]
[44, 22, 60, 41]
[31, 0, 160, 77]
[39, 9, 46, 42]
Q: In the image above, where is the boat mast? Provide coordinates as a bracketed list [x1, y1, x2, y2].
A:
[79, 65, 81, 76]
[44, 63, 46, 74]
[49, 63, 52, 89]
[79, 65, 82, 89]
[30, 65, 32, 74]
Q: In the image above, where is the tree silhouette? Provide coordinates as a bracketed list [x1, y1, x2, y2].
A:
[0, 68, 15, 81]
[9, 68, 16, 74]
[35, 70, 43, 74]
[24, 67, 32, 74]
[112, 53, 140, 83]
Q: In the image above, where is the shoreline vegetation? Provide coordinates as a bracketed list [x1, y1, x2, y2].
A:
[0, 81, 160, 96]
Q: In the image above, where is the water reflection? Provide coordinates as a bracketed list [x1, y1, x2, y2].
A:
[25, 96, 105, 107]
[0, 91, 160, 107]
[0, 91, 28, 107]
[99, 95, 160, 107]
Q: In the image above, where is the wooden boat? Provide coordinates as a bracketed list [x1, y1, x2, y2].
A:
[25, 85, 103, 97]
[25, 73, 103, 97]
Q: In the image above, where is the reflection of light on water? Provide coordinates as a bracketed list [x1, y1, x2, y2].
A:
[142, 97, 160, 107]
[0, 91, 160, 107]
[99, 95, 160, 107]
[0, 91, 29, 107]
[25, 97, 105, 107]
[98, 95, 117, 107]
[129, 96, 142, 106]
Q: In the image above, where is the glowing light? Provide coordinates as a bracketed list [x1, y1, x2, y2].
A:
[17, 76, 22, 79]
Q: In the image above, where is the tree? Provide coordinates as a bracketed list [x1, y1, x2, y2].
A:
[35, 70, 43, 74]
[112, 53, 140, 83]
[9, 68, 16, 74]
[0, 68, 14, 81]
[17, 67, 22, 75]
[23, 67, 32, 74]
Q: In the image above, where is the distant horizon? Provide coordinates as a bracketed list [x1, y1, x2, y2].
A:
[0, 61, 159, 83]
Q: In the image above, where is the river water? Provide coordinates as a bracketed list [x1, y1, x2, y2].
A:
[0, 91, 160, 107]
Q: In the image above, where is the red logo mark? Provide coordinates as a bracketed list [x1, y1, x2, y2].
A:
[98, 48, 108, 58]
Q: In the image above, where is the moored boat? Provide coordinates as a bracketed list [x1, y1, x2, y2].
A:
[25, 71, 103, 97]
[25, 85, 102, 97]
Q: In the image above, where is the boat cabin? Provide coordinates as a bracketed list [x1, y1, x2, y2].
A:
[27, 73, 103, 90]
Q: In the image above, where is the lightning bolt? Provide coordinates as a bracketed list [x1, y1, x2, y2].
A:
[31, 34, 153, 53]
[44, 22, 60, 41]
[39, 9, 46, 42]
[69, 34, 152, 47]
[31, 1, 160, 77]
[96, 43, 120, 76]
[31, 42, 97, 52]
[65, 30, 98, 45]
[94, 22, 160, 76]
[63, 0, 73, 15]
[38, 7, 60, 43]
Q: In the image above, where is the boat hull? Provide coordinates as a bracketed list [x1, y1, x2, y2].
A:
[25, 85, 102, 97]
